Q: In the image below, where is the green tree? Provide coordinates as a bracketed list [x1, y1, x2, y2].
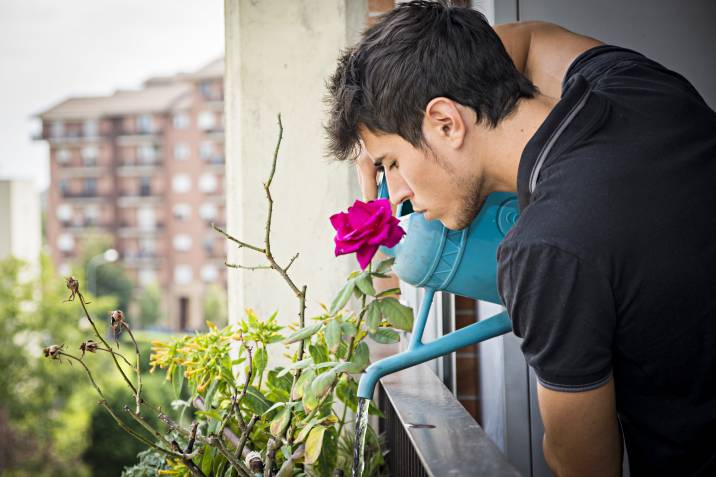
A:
[137, 283, 163, 329]
[79, 233, 133, 312]
[202, 283, 228, 327]
[0, 256, 115, 477]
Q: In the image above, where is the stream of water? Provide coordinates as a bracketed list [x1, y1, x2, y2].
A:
[352, 397, 370, 477]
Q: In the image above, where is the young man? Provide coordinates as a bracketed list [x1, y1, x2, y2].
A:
[325, 1, 716, 476]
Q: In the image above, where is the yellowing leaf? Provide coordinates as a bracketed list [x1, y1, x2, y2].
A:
[304, 426, 327, 465]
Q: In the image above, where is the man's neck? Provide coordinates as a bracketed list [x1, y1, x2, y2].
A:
[472, 94, 557, 193]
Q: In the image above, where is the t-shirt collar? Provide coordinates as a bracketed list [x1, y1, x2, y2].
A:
[516, 74, 591, 210]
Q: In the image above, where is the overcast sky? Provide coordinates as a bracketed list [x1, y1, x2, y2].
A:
[0, 0, 224, 191]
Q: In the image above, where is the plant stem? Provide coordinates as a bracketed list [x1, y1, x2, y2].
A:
[77, 292, 137, 394]
[122, 322, 142, 414]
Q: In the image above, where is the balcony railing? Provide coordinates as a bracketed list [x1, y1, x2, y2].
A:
[61, 190, 101, 198]
[377, 363, 520, 477]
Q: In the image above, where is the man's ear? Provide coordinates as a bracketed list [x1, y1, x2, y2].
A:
[424, 97, 467, 149]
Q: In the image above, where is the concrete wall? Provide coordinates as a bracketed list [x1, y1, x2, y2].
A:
[224, 1, 366, 333]
[0, 179, 41, 268]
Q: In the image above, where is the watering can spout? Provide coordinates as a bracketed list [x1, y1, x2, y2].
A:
[357, 288, 511, 399]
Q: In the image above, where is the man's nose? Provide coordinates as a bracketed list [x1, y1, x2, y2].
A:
[386, 171, 412, 207]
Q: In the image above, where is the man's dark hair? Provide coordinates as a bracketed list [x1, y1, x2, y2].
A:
[325, 0, 537, 161]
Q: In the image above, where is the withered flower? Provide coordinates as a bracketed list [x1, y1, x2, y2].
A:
[79, 340, 99, 357]
[110, 310, 126, 340]
[65, 276, 80, 301]
[43, 344, 64, 359]
[245, 451, 264, 473]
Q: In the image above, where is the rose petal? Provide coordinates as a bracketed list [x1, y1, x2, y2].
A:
[356, 244, 379, 270]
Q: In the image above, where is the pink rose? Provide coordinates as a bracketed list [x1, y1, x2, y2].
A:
[330, 199, 405, 270]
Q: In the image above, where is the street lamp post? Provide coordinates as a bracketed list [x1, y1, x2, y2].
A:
[86, 248, 119, 296]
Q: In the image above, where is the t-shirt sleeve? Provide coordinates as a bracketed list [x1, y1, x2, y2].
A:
[497, 241, 615, 392]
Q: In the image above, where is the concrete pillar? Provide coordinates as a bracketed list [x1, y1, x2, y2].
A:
[224, 1, 366, 330]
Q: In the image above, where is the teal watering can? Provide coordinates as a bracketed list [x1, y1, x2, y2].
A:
[356, 179, 520, 399]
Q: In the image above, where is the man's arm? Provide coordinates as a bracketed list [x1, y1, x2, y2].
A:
[494, 21, 603, 98]
[537, 377, 622, 477]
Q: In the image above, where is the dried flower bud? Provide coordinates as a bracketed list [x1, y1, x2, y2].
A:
[79, 340, 99, 357]
[109, 310, 126, 339]
[65, 276, 80, 301]
[43, 344, 64, 359]
[245, 451, 264, 473]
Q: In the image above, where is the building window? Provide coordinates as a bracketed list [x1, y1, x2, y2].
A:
[59, 179, 70, 195]
[197, 111, 215, 131]
[198, 173, 217, 193]
[172, 174, 191, 194]
[201, 264, 219, 283]
[137, 114, 154, 134]
[83, 178, 97, 196]
[81, 146, 98, 166]
[202, 237, 214, 255]
[174, 265, 193, 285]
[84, 119, 99, 137]
[174, 143, 190, 161]
[139, 237, 156, 256]
[139, 176, 152, 196]
[57, 148, 71, 163]
[173, 203, 191, 221]
[137, 145, 157, 164]
[199, 81, 212, 99]
[137, 206, 155, 230]
[199, 141, 214, 160]
[83, 205, 99, 225]
[57, 233, 75, 252]
[173, 112, 190, 129]
[173, 234, 192, 252]
[199, 203, 217, 221]
[57, 204, 72, 223]
[138, 269, 156, 286]
[51, 121, 64, 138]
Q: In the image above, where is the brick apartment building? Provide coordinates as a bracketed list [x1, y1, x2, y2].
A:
[38, 59, 226, 330]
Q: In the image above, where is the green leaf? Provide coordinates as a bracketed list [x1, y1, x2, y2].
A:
[171, 365, 184, 399]
[295, 417, 319, 443]
[267, 368, 293, 396]
[204, 379, 219, 407]
[379, 298, 414, 331]
[302, 378, 319, 414]
[310, 370, 337, 399]
[277, 358, 312, 377]
[253, 346, 268, 378]
[324, 319, 342, 353]
[292, 369, 315, 400]
[270, 406, 291, 437]
[346, 341, 370, 373]
[355, 273, 376, 296]
[315, 427, 338, 477]
[242, 386, 272, 415]
[365, 301, 381, 334]
[375, 257, 395, 274]
[195, 409, 223, 421]
[309, 343, 329, 364]
[376, 287, 401, 298]
[200, 445, 216, 476]
[329, 280, 355, 314]
[341, 321, 357, 337]
[369, 327, 400, 344]
[335, 376, 359, 412]
[304, 426, 327, 465]
[284, 323, 323, 344]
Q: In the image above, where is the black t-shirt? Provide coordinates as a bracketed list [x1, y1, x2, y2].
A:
[497, 45, 716, 476]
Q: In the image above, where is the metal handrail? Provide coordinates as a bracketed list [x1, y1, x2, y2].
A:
[378, 363, 520, 477]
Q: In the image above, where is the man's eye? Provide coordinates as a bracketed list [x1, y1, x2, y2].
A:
[388, 162, 398, 170]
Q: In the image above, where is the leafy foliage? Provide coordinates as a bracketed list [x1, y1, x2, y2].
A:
[146, 258, 403, 476]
